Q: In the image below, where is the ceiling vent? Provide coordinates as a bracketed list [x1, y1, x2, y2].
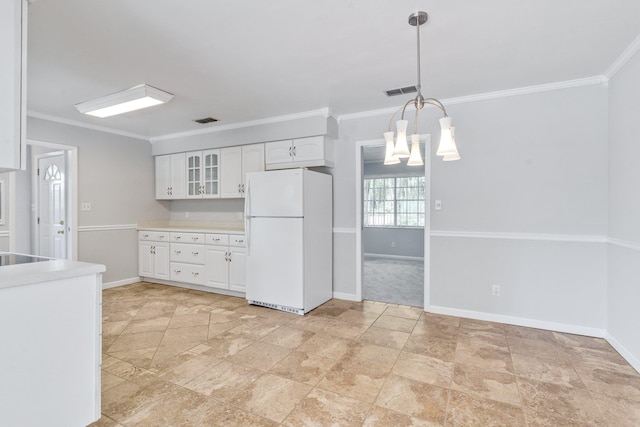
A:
[193, 117, 218, 124]
[385, 86, 417, 97]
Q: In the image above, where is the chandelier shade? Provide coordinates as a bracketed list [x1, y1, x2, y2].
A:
[407, 134, 424, 166]
[442, 127, 461, 161]
[383, 11, 460, 166]
[392, 120, 411, 158]
[383, 131, 400, 165]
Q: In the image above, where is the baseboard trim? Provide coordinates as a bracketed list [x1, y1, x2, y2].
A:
[103, 277, 141, 289]
[139, 277, 246, 298]
[605, 332, 640, 374]
[333, 291, 360, 302]
[426, 304, 606, 338]
[364, 253, 424, 261]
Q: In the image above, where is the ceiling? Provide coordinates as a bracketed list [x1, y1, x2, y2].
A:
[27, 0, 640, 140]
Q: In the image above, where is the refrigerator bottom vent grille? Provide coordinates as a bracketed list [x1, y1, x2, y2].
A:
[248, 300, 304, 316]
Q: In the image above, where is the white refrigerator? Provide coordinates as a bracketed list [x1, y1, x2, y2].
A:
[244, 168, 332, 315]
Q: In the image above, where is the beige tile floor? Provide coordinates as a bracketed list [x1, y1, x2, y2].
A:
[91, 282, 640, 426]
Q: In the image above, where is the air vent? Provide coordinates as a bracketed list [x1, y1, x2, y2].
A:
[193, 117, 218, 124]
[385, 86, 417, 97]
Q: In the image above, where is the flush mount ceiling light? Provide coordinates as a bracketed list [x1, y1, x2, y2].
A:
[75, 84, 174, 118]
[384, 11, 460, 166]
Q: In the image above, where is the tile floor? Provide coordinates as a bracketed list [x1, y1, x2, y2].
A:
[91, 282, 640, 426]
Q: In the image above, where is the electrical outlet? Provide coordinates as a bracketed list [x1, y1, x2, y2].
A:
[391, 241, 396, 248]
[492, 285, 501, 296]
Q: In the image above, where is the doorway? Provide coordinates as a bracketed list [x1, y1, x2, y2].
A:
[35, 151, 67, 258]
[355, 137, 431, 308]
[9, 140, 77, 259]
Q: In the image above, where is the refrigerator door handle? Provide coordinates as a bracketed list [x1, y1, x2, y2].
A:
[244, 179, 251, 256]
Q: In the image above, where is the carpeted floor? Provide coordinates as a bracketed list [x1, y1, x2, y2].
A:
[363, 254, 424, 308]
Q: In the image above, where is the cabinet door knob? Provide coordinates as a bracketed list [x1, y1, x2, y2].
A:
[192, 272, 199, 277]
[192, 237, 199, 241]
[175, 236, 181, 240]
[175, 250, 181, 255]
[174, 269, 181, 274]
[192, 251, 199, 256]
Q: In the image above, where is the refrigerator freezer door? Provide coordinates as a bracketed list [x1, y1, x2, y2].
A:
[246, 169, 303, 217]
[246, 217, 304, 310]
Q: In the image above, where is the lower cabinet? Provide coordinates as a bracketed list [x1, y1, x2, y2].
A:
[204, 233, 246, 292]
[138, 231, 170, 280]
[139, 229, 245, 293]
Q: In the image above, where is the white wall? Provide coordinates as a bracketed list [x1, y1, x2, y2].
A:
[26, 117, 170, 284]
[334, 83, 609, 331]
[364, 228, 424, 258]
[607, 48, 640, 369]
[0, 172, 9, 251]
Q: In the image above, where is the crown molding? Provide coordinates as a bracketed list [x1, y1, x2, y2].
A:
[150, 107, 333, 143]
[27, 110, 150, 142]
[605, 33, 640, 79]
[337, 76, 608, 122]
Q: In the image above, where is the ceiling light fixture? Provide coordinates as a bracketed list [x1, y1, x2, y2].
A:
[384, 11, 460, 166]
[75, 84, 174, 118]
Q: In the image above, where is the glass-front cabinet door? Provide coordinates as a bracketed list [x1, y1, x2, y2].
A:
[186, 152, 202, 198]
[202, 149, 220, 198]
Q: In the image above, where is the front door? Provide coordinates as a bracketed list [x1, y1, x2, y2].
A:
[37, 152, 67, 258]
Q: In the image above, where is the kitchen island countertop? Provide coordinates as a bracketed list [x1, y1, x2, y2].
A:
[0, 253, 105, 290]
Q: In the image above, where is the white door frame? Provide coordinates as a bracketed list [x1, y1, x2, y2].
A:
[25, 139, 78, 260]
[34, 150, 66, 258]
[355, 136, 431, 309]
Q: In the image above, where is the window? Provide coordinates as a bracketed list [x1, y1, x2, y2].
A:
[364, 176, 425, 227]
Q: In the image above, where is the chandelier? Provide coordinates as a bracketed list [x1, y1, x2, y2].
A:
[384, 11, 460, 166]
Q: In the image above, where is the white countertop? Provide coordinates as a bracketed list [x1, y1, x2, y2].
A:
[137, 220, 245, 234]
[0, 253, 106, 290]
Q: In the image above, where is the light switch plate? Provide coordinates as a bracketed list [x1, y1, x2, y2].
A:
[81, 202, 91, 212]
[435, 200, 442, 211]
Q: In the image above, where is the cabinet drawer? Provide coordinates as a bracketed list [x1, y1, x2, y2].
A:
[170, 243, 205, 263]
[206, 234, 229, 246]
[229, 235, 246, 247]
[139, 231, 170, 241]
[171, 232, 205, 243]
[170, 262, 205, 285]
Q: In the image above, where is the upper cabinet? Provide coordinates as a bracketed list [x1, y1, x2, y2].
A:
[155, 137, 334, 200]
[186, 149, 220, 199]
[220, 144, 265, 198]
[265, 136, 334, 170]
[0, 0, 27, 171]
[156, 153, 185, 199]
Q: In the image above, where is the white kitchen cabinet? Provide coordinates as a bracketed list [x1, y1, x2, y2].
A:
[186, 149, 220, 199]
[265, 136, 334, 170]
[170, 232, 206, 285]
[155, 153, 185, 199]
[0, 0, 27, 171]
[204, 233, 246, 291]
[138, 231, 170, 279]
[220, 146, 242, 198]
[0, 262, 104, 426]
[220, 144, 265, 198]
[228, 245, 246, 292]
